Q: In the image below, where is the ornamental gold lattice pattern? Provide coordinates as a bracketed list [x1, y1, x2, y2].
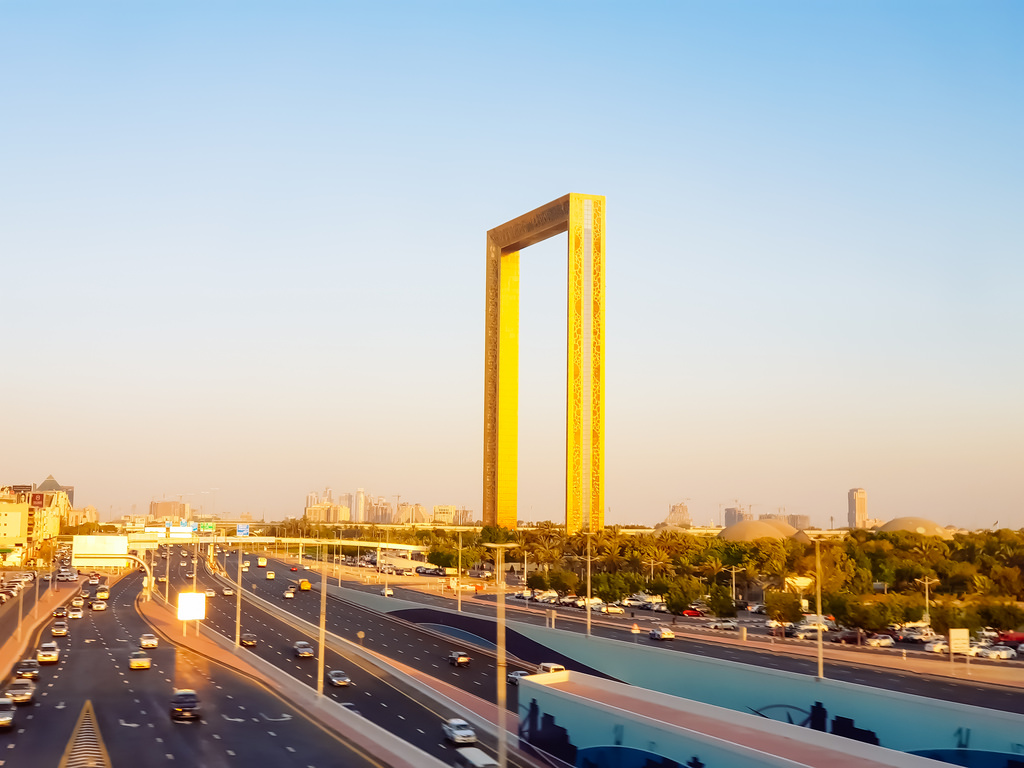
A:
[483, 194, 605, 535]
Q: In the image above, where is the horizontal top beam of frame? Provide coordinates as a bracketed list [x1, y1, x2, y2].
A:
[487, 194, 571, 253]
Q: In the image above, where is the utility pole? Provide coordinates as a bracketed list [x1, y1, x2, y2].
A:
[457, 529, 463, 613]
[815, 538, 824, 679]
[723, 565, 743, 601]
[915, 577, 940, 625]
[483, 542, 516, 768]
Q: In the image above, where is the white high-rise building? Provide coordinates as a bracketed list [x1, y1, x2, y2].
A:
[848, 488, 867, 529]
[354, 488, 366, 523]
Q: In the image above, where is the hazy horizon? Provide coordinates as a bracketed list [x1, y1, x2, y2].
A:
[2, 3, 1021, 531]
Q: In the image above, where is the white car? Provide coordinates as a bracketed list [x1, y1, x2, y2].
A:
[37, 643, 60, 664]
[600, 604, 625, 615]
[140, 634, 159, 649]
[91, 600, 107, 611]
[442, 718, 477, 744]
[978, 645, 1017, 660]
[283, 589, 295, 599]
[924, 640, 949, 654]
[507, 670, 530, 685]
[204, 589, 216, 598]
[650, 627, 675, 641]
[865, 634, 895, 648]
[380, 587, 394, 597]
[222, 587, 235, 596]
[68, 607, 84, 619]
[706, 620, 738, 631]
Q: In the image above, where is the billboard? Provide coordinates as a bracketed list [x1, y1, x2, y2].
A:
[71, 535, 130, 568]
[168, 525, 191, 539]
[177, 592, 206, 621]
[199, 522, 215, 533]
[236, 524, 249, 537]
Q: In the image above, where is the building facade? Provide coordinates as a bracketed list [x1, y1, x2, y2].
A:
[848, 488, 867, 529]
[0, 484, 69, 566]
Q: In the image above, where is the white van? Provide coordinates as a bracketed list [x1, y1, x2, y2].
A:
[537, 662, 566, 674]
[453, 746, 499, 768]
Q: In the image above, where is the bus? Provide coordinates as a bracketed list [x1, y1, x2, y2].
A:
[257, 557, 268, 568]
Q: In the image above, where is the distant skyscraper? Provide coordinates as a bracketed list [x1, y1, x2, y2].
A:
[786, 514, 811, 530]
[848, 488, 867, 529]
[724, 507, 751, 526]
[665, 502, 692, 527]
[355, 489, 366, 523]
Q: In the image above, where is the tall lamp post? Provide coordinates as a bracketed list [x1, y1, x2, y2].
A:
[723, 565, 743, 603]
[457, 530, 463, 613]
[484, 542, 516, 768]
[814, 538, 824, 680]
[915, 577, 940, 625]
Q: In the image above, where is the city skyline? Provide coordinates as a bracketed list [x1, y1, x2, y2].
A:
[2, 3, 1021, 531]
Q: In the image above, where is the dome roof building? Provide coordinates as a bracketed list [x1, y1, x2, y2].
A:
[717, 520, 789, 542]
[877, 517, 953, 540]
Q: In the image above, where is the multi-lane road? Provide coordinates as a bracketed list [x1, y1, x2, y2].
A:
[0, 570, 387, 768]
[212, 549, 1024, 716]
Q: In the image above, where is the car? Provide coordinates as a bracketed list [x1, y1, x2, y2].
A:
[266, 572, 276, 580]
[91, 600, 107, 611]
[327, 670, 352, 686]
[52, 606, 68, 618]
[242, 565, 249, 573]
[681, 609, 705, 617]
[181, 562, 187, 567]
[600, 604, 625, 614]
[37, 642, 60, 664]
[0, 698, 15, 730]
[71, 596, 85, 607]
[241, 633, 258, 646]
[140, 634, 159, 649]
[68, 606, 84, 619]
[4, 680, 35, 705]
[185, 572, 195, 578]
[170, 689, 201, 721]
[205, 588, 216, 598]
[157, 575, 168, 583]
[706, 620, 738, 631]
[51, 621, 69, 637]
[14, 659, 40, 680]
[339, 702, 361, 716]
[129, 650, 152, 670]
[507, 670, 531, 686]
[653, 603, 670, 613]
[978, 645, 1017, 660]
[448, 651, 471, 667]
[290, 566, 298, 572]
[650, 627, 676, 641]
[924, 639, 949, 654]
[283, 589, 296, 599]
[832, 629, 866, 645]
[222, 587, 235, 596]
[865, 633, 895, 648]
[380, 587, 394, 597]
[243, 560, 251, 567]
[442, 717, 477, 744]
[294, 641, 315, 658]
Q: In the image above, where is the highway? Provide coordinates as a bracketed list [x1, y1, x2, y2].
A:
[219, 549, 1024, 717]
[158, 547, 530, 768]
[1, 569, 386, 768]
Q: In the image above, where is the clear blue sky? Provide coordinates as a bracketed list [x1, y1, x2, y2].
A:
[2, 2, 1021, 529]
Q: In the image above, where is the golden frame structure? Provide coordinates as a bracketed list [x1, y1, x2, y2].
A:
[484, 193, 605, 535]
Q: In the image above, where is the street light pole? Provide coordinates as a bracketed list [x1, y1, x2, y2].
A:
[317, 552, 328, 696]
[235, 538, 242, 646]
[815, 538, 824, 680]
[723, 565, 742, 602]
[457, 530, 463, 613]
[916, 577, 940, 625]
[583, 530, 596, 637]
[484, 542, 516, 768]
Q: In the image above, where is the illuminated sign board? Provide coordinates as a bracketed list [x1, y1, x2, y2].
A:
[236, 524, 249, 537]
[177, 592, 206, 621]
[199, 522, 215, 533]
